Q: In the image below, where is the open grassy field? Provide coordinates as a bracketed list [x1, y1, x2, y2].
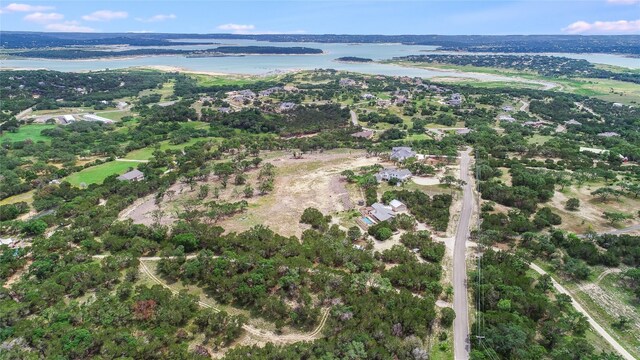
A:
[392, 61, 640, 104]
[138, 80, 175, 101]
[96, 110, 132, 121]
[0, 190, 35, 206]
[527, 134, 552, 145]
[192, 73, 274, 87]
[63, 161, 139, 186]
[0, 124, 56, 143]
[558, 77, 640, 105]
[123, 137, 214, 160]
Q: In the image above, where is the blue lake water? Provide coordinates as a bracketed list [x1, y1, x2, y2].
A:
[2, 39, 637, 80]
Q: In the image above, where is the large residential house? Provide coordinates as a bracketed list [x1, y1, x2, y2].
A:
[565, 119, 582, 126]
[375, 168, 413, 183]
[279, 102, 297, 112]
[259, 87, 282, 97]
[368, 199, 407, 223]
[351, 130, 374, 139]
[598, 132, 620, 137]
[498, 114, 516, 123]
[523, 121, 546, 128]
[117, 169, 145, 182]
[447, 93, 462, 106]
[370, 203, 395, 222]
[339, 78, 357, 87]
[390, 147, 416, 161]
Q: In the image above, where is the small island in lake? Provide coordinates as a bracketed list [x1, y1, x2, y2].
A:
[335, 56, 373, 62]
[8, 46, 324, 59]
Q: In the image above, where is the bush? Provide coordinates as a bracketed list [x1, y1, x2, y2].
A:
[172, 233, 198, 252]
[21, 219, 47, 235]
[368, 221, 395, 240]
[300, 208, 329, 231]
[440, 307, 456, 327]
[565, 198, 580, 211]
[0, 202, 29, 221]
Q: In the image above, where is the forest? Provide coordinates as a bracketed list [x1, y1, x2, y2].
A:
[393, 54, 640, 84]
[2, 31, 638, 54]
[1, 67, 639, 359]
[9, 46, 323, 59]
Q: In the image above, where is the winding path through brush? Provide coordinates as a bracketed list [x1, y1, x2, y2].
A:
[529, 263, 634, 360]
[137, 260, 330, 344]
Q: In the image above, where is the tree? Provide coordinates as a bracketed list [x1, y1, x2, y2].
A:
[440, 175, 458, 186]
[243, 185, 254, 198]
[347, 226, 362, 241]
[603, 211, 631, 225]
[565, 198, 580, 211]
[591, 187, 621, 202]
[198, 185, 210, 200]
[22, 219, 47, 235]
[440, 307, 455, 327]
[258, 178, 274, 194]
[173, 233, 198, 252]
[300, 208, 329, 231]
[234, 173, 247, 185]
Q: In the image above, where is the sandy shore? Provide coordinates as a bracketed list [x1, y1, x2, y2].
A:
[135, 65, 231, 76]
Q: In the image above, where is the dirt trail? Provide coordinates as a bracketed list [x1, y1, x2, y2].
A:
[529, 263, 635, 360]
[138, 261, 330, 344]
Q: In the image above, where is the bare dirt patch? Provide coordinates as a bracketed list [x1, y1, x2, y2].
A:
[219, 151, 379, 237]
[549, 186, 640, 234]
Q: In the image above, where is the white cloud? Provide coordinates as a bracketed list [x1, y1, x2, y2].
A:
[216, 23, 304, 35]
[82, 10, 127, 22]
[562, 19, 640, 33]
[135, 13, 176, 22]
[217, 23, 256, 33]
[606, 0, 640, 4]
[23, 12, 63, 22]
[3, 3, 54, 12]
[45, 21, 95, 32]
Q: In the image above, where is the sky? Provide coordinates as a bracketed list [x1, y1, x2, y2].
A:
[0, 0, 639, 35]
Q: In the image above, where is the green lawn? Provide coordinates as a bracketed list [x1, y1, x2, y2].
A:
[192, 73, 268, 87]
[0, 190, 35, 206]
[527, 134, 552, 145]
[96, 110, 132, 121]
[63, 161, 139, 187]
[0, 124, 56, 143]
[123, 137, 215, 160]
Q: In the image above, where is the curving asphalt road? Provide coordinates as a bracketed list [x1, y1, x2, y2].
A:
[453, 148, 473, 360]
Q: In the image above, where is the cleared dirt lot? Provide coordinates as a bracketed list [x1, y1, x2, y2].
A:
[121, 150, 380, 237]
[218, 150, 379, 237]
[549, 185, 640, 234]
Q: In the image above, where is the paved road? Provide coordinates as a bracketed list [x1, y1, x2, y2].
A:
[453, 148, 473, 360]
[529, 263, 635, 360]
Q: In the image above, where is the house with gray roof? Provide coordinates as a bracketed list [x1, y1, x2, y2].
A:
[375, 168, 413, 183]
[117, 169, 145, 182]
[390, 147, 416, 161]
[370, 203, 395, 222]
[498, 114, 516, 123]
[565, 119, 582, 126]
[598, 132, 620, 137]
[447, 93, 462, 106]
[279, 102, 297, 112]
